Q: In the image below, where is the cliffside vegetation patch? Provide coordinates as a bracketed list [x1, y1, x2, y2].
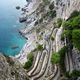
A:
[63, 10, 80, 51]
[24, 52, 34, 69]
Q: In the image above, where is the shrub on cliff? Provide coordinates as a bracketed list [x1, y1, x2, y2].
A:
[57, 18, 62, 28]
[59, 46, 68, 72]
[24, 52, 33, 69]
[65, 70, 80, 78]
[72, 30, 80, 51]
[68, 10, 80, 20]
[70, 70, 80, 77]
[51, 52, 60, 64]
[43, 0, 49, 5]
[51, 36, 54, 41]
[63, 30, 72, 40]
[46, 10, 56, 18]
[50, 10, 56, 18]
[49, 2, 54, 10]
[37, 44, 43, 51]
[63, 14, 80, 51]
[63, 15, 80, 30]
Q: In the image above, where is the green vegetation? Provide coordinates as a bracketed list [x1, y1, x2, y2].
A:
[63, 11, 80, 51]
[26, 78, 29, 80]
[37, 44, 43, 51]
[36, 28, 40, 33]
[43, 0, 49, 5]
[38, 35, 43, 40]
[24, 52, 33, 69]
[35, 21, 38, 26]
[63, 15, 80, 30]
[50, 10, 56, 18]
[51, 46, 68, 70]
[68, 10, 80, 20]
[70, 70, 80, 77]
[51, 52, 60, 64]
[39, 18, 43, 23]
[61, 30, 72, 41]
[57, 18, 62, 28]
[61, 11, 80, 78]
[49, 2, 54, 10]
[65, 71, 71, 78]
[72, 30, 80, 50]
[61, 32, 65, 41]
[63, 30, 72, 40]
[46, 10, 56, 18]
[65, 70, 80, 78]
[51, 36, 54, 41]
[59, 46, 68, 72]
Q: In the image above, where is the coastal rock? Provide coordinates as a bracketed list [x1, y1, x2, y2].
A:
[19, 17, 27, 23]
[0, 0, 80, 80]
[0, 53, 29, 80]
[16, 6, 20, 10]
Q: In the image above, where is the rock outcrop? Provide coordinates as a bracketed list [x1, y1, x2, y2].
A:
[0, 53, 29, 80]
[0, 0, 80, 80]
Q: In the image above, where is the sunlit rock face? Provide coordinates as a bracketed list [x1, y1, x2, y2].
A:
[49, 0, 80, 19]
[0, 0, 80, 80]
[65, 0, 80, 18]
[48, 0, 80, 52]
[72, 48, 80, 71]
[0, 54, 28, 80]
[26, 0, 32, 2]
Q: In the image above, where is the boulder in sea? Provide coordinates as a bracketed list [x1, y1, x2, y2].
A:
[19, 17, 27, 23]
[11, 45, 19, 49]
[25, 37, 28, 40]
[16, 6, 20, 10]
[26, 0, 32, 2]
[21, 8, 26, 12]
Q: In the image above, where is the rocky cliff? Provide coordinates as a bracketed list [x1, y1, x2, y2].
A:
[0, 0, 80, 80]
[0, 53, 28, 80]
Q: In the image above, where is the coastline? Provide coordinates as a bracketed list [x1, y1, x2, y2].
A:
[14, 0, 41, 64]
[15, 30, 37, 64]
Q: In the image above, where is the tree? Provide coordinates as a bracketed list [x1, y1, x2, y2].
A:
[51, 52, 60, 64]
[59, 46, 68, 72]
[72, 30, 80, 50]
[70, 70, 80, 77]
[63, 13, 80, 51]
[37, 44, 43, 51]
[51, 36, 54, 41]
[63, 15, 80, 30]
[68, 10, 80, 20]
[24, 52, 33, 69]
[63, 30, 72, 40]
[46, 10, 56, 18]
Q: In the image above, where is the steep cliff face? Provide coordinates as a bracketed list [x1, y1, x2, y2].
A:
[66, 0, 80, 17]
[0, 54, 28, 80]
[0, 0, 80, 80]
[50, 0, 80, 19]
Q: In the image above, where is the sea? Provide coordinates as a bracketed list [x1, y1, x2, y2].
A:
[0, 0, 27, 56]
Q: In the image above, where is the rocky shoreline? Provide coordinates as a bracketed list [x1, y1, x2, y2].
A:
[14, 0, 41, 64]
[1, 0, 80, 80]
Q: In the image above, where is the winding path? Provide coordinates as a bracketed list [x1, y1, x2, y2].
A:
[27, 27, 60, 80]
[27, 51, 42, 76]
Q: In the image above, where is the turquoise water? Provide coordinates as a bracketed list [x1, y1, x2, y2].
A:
[0, 0, 27, 56]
